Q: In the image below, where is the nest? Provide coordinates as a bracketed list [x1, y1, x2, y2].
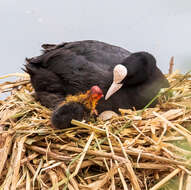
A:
[0, 71, 191, 190]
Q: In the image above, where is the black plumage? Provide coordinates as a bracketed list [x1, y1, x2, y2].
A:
[25, 40, 169, 124]
[51, 102, 88, 129]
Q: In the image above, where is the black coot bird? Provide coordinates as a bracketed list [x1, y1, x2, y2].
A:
[25, 40, 169, 128]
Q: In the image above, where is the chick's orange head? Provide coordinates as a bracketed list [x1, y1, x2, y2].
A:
[90, 85, 103, 100]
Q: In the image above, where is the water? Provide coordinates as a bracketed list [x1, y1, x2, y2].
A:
[0, 0, 191, 75]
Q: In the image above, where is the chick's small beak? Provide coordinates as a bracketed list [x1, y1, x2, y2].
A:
[90, 90, 103, 116]
[91, 93, 103, 101]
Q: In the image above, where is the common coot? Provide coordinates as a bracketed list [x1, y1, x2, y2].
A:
[25, 40, 169, 128]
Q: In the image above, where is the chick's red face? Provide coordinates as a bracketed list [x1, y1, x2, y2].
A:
[90, 85, 103, 101]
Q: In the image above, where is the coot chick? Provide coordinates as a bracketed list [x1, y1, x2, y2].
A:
[51, 85, 103, 129]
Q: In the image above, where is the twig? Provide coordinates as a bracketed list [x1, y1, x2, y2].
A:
[25, 144, 71, 161]
[70, 132, 95, 178]
[105, 126, 129, 190]
[47, 170, 59, 190]
[150, 168, 181, 190]
[186, 175, 191, 190]
[0, 133, 13, 178]
[169, 56, 174, 74]
[57, 145, 189, 167]
[179, 171, 184, 190]
[110, 131, 141, 190]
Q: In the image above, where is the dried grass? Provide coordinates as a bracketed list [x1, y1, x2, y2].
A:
[0, 71, 191, 190]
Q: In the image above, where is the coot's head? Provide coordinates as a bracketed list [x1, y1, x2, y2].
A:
[105, 52, 156, 100]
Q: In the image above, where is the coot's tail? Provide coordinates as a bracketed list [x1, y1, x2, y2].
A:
[24, 58, 39, 75]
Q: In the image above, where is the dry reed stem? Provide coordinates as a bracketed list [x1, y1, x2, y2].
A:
[150, 168, 181, 190]
[26, 169, 31, 190]
[153, 111, 191, 140]
[186, 175, 191, 190]
[168, 56, 174, 74]
[110, 129, 141, 190]
[11, 135, 27, 190]
[0, 133, 13, 178]
[42, 144, 190, 167]
[60, 162, 79, 190]
[71, 119, 106, 134]
[20, 153, 39, 165]
[95, 136, 110, 171]
[105, 126, 129, 190]
[25, 144, 72, 161]
[48, 170, 59, 190]
[0, 73, 29, 79]
[132, 163, 172, 170]
[179, 171, 185, 190]
[71, 132, 95, 178]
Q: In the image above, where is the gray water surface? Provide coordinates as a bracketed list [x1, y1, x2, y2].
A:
[0, 0, 191, 75]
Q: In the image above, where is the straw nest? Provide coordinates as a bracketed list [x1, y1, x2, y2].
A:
[0, 71, 191, 190]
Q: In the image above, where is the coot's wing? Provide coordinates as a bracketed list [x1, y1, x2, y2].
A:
[41, 42, 68, 52]
[44, 49, 113, 94]
[39, 40, 131, 66]
[60, 40, 131, 65]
